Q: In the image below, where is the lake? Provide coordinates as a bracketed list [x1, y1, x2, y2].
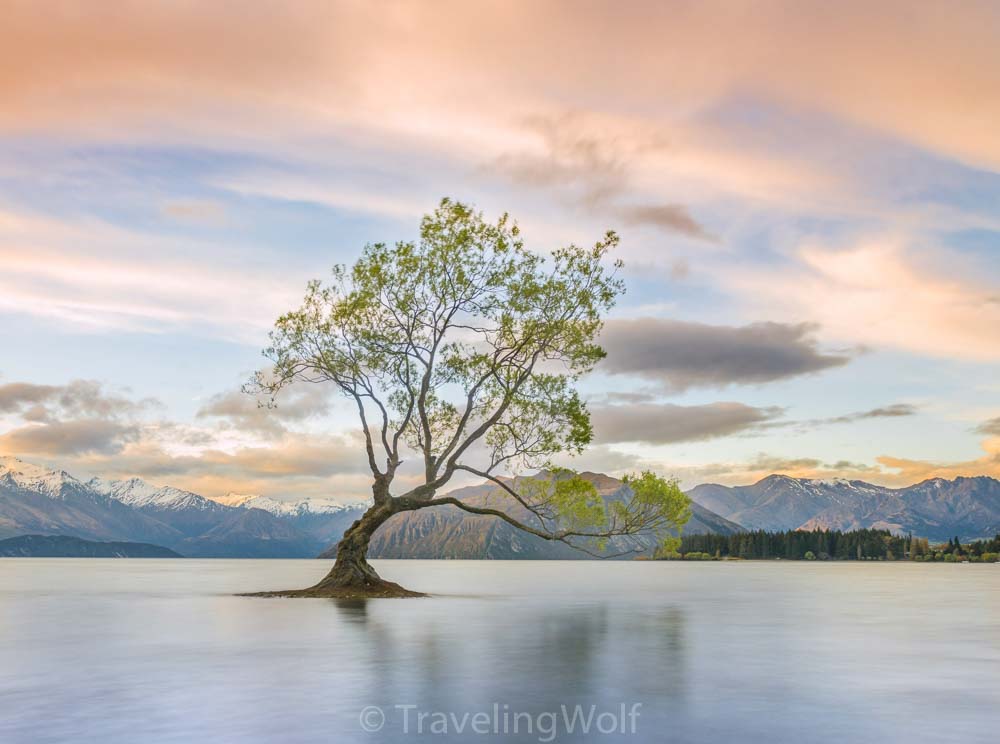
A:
[0, 559, 998, 743]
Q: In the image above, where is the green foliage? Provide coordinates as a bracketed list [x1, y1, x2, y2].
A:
[673, 528, 914, 560]
[620, 471, 691, 553]
[909, 536, 930, 559]
[250, 198, 688, 555]
[968, 534, 1000, 554]
[545, 471, 607, 534]
[677, 551, 713, 560]
[671, 530, 1000, 562]
[508, 469, 692, 555]
[252, 198, 622, 475]
[908, 534, 999, 562]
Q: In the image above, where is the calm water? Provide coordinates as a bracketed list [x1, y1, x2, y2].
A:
[1, 560, 998, 743]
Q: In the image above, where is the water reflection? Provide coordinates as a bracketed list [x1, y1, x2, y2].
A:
[0, 560, 997, 743]
[329, 597, 370, 623]
[325, 594, 690, 739]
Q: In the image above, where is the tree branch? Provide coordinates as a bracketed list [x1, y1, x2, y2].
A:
[423, 496, 644, 559]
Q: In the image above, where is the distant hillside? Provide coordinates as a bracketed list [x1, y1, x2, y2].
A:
[0, 534, 181, 558]
[322, 472, 742, 560]
[176, 508, 318, 558]
[690, 474, 1000, 540]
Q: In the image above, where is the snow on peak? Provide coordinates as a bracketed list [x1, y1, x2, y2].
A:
[88, 476, 215, 510]
[0, 456, 83, 498]
[233, 494, 365, 516]
[1, 457, 383, 516]
[215, 492, 260, 508]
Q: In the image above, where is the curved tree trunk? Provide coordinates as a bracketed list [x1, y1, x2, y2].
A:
[307, 503, 424, 597]
[245, 501, 425, 598]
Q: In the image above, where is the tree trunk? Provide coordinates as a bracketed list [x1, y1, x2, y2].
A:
[244, 501, 425, 598]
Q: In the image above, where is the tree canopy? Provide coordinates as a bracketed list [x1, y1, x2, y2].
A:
[248, 198, 689, 590]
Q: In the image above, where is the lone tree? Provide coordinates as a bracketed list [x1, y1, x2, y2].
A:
[247, 199, 690, 597]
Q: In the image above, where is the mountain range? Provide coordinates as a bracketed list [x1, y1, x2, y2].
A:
[3, 455, 999, 557]
[691, 474, 1000, 541]
[0, 456, 364, 557]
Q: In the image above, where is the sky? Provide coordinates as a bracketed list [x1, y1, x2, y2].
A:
[1, 0, 999, 502]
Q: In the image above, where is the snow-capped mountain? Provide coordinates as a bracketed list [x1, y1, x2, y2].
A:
[0, 456, 184, 546]
[218, 493, 367, 549]
[0, 455, 90, 499]
[0, 457, 346, 557]
[89, 477, 222, 511]
[689, 474, 1000, 540]
[221, 492, 367, 516]
[5, 455, 999, 554]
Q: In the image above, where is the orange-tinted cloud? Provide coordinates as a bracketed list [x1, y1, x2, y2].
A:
[876, 437, 1000, 483]
[0, 208, 302, 337]
[3, 1, 1000, 173]
[645, 448, 996, 489]
[729, 237, 1000, 361]
[0, 419, 139, 456]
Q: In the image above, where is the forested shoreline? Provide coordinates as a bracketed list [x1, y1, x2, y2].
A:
[661, 529, 1000, 562]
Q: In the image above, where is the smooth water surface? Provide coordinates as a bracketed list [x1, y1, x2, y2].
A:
[1, 559, 998, 743]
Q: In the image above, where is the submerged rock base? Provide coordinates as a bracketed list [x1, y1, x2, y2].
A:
[240, 577, 426, 599]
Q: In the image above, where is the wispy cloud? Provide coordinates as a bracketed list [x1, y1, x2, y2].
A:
[197, 382, 336, 439]
[728, 238, 1000, 361]
[0, 376, 375, 501]
[0, 419, 140, 456]
[0, 207, 302, 338]
[876, 435, 1000, 484]
[590, 402, 783, 445]
[0, 380, 155, 420]
[0, 379, 154, 456]
[826, 404, 918, 425]
[491, 113, 714, 240]
[5, 2, 1000, 175]
[616, 204, 714, 241]
[974, 417, 1000, 437]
